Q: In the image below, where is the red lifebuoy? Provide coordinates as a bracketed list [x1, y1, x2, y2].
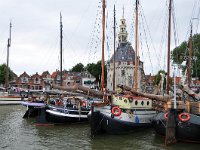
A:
[164, 112, 169, 120]
[111, 106, 122, 116]
[178, 113, 190, 122]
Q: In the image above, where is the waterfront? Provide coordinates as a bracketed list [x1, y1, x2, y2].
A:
[0, 105, 199, 150]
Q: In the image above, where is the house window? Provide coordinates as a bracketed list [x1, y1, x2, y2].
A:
[35, 78, 40, 84]
[21, 77, 28, 83]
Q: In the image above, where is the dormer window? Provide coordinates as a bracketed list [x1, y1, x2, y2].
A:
[21, 77, 28, 83]
[34, 77, 40, 84]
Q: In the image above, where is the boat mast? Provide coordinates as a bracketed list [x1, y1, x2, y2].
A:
[101, 0, 106, 91]
[113, 5, 116, 91]
[5, 22, 12, 92]
[134, 0, 139, 92]
[188, 24, 192, 88]
[167, 0, 172, 94]
[60, 13, 63, 86]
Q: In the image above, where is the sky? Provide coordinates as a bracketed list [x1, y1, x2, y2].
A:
[0, 0, 199, 76]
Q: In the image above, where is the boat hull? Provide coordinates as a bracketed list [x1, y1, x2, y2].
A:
[153, 112, 200, 142]
[46, 109, 88, 123]
[89, 106, 157, 136]
[21, 101, 46, 118]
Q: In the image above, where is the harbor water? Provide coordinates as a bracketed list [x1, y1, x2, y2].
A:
[0, 105, 199, 150]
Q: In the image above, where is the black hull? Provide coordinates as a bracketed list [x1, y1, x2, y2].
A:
[36, 106, 90, 124]
[89, 110, 153, 137]
[23, 106, 44, 118]
[153, 112, 200, 142]
[45, 110, 88, 124]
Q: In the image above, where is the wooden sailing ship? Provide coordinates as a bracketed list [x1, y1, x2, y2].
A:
[152, 0, 200, 145]
[88, 0, 157, 137]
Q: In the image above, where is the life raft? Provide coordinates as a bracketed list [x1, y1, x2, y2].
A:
[178, 113, 190, 122]
[111, 106, 122, 116]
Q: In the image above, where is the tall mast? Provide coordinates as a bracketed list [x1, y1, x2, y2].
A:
[134, 0, 139, 92]
[167, 0, 172, 94]
[60, 13, 63, 86]
[188, 23, 192, 88]
[5, 21, 12, 92]
[113, 5, 116, 91]
[101, 0, 106, 91]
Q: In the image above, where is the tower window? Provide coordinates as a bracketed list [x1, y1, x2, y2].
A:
[121, 70, 125, 76]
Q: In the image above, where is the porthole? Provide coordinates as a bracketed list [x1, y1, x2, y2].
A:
[141, 101, 144, 105]
[135, 100, 138, 105]
[129, 98, 133, 103]
[147, 101, 150, 106]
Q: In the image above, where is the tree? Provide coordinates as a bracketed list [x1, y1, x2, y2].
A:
[153, 70, 166, 86]
[85, 61, 107, 86]
[171, 33, 200, 79]
[70, 61, 107, 87]
[0, 64, 17, 85]
[71, 63, 84, 72]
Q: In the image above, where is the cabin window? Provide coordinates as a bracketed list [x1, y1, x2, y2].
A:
[129, 98, 133, 103]
[135, 100, 138, 105]
[141, 101, 144, 106]
[147, 101, 150, 106]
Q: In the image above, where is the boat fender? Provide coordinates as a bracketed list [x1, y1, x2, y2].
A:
[178, 113, 190, 122]
[111, 106, 122, 116]
[164, 112, 169, 120]
[135, 116, 139, 124]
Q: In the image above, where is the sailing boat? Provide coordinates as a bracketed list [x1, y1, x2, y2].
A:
[35, 14, 94, 124]
[0, 22, 23, 101]
[152, 0, 200, 144]
[89, 0, 157, 137]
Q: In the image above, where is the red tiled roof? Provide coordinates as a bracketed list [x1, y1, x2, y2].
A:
[51, 71, 57, 78]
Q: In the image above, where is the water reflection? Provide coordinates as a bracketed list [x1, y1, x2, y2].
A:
[0, 105, 199, 150]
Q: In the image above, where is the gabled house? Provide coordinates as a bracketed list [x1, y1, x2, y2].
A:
[30, 72, 43, 90]
[15, 71, 31, 89]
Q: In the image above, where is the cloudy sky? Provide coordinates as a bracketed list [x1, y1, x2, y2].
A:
[0, 0, 199, 76]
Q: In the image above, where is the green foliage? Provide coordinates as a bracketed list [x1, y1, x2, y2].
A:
[171, 41, 187, 64]
[171, 33, 200, 79]
[71, 63, 84, 72]
[85, 61, 107, 85]
[153, 70, 166, 86]
[71, 61, 107, 86]
[0, 64, 17, 85]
